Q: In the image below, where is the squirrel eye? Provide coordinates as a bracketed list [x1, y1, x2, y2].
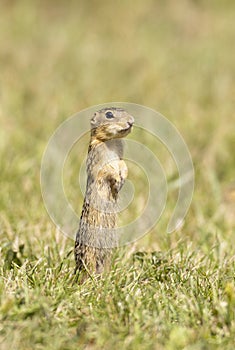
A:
[105, 111, 114, 119]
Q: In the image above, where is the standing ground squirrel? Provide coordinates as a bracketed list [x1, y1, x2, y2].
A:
[74, 107, 134, 274]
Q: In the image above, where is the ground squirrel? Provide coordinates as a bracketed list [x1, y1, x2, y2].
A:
[74, 107, 134, 274]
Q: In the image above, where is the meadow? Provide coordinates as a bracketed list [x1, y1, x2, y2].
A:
[0, 0, 235, 349]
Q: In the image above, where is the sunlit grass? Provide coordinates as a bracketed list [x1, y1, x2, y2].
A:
[0, 0, 235, 349]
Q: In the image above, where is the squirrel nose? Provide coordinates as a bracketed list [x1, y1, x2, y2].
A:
[127, 118, 134, 126]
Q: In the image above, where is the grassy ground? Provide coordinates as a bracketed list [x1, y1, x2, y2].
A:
[1, 0, 235, 349]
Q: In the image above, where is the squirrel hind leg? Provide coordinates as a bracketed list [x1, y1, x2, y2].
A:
[95, 249, 111, 274]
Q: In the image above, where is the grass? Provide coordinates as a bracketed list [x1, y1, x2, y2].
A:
[0, 0, 235, 349]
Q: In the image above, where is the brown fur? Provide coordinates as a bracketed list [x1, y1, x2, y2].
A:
[74, 108, 134, 275]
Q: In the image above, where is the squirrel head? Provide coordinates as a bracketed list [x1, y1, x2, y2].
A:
[91, 107, 134, 141]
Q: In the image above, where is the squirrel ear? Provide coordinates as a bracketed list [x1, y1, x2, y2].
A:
[91, 113, 97, 126]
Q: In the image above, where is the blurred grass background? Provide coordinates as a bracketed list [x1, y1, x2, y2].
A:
[0, 0, 235, 349]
